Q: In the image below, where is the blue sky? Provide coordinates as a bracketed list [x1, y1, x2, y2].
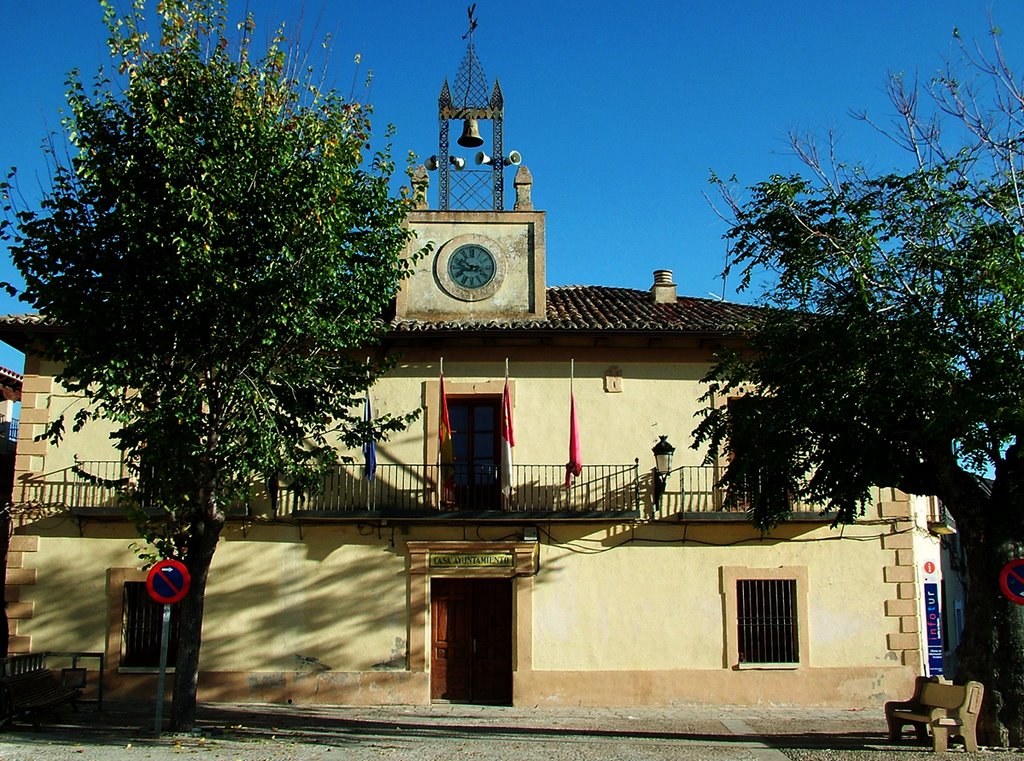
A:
[3, 1, 1024, 374]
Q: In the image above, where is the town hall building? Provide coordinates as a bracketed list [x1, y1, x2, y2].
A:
[0, 22, 957, 709]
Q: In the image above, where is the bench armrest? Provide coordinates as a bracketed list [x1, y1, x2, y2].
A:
[926, 706, 960, 723]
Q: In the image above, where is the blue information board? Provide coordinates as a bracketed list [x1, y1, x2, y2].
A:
[923, 582, 944, 677]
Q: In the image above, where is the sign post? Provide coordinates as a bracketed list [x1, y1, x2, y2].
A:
[155, 603, 172, 734]
[146, 559, 191, 735]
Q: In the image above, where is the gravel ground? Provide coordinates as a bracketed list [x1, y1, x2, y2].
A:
[0, 702, 1022, 760]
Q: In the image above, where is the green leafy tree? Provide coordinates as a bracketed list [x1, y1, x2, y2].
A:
[1, 0, 421, 730]
[695, 25, 1024, 746]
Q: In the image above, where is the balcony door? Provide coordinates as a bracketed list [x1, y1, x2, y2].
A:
[449, 398, 500, 510]
[430, 578, 513, 704]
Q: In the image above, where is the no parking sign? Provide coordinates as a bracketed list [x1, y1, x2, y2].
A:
[146, 559, 191, 604]
[999, 559, 1024, 605]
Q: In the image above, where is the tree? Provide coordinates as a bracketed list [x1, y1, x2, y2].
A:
[695, 25, 1024, 746]
[1, 0, 421, 731]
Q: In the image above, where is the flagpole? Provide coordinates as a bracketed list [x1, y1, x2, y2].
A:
[438, 357, 443, 509]
[567, 359, 572, 492]
[365, 357, 372, 511]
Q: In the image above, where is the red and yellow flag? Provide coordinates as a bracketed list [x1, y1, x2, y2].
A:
[439, 374, 456, 503]
[565, 392, 582, 488]
[500, 378, 515, 498]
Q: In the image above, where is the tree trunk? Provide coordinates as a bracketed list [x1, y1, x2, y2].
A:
[169, 504, 224, 732]
[954, 456, 1024, 747]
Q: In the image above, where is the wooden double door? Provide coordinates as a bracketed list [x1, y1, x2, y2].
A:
[430, 578, 513, 704]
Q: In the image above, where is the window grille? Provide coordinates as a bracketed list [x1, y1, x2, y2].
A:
[737, 578, 798, 664]
[121, 581, 179, 667]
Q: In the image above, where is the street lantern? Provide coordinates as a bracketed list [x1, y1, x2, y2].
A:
[652, 435, 676, 512]
[652, 435, 675, 477]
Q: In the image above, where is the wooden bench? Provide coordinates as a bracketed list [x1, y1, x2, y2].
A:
[885, 676, 984, 752]
[0, 669, 82, 729]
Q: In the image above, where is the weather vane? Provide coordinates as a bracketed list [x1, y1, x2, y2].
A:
[462, 4, 478, 41]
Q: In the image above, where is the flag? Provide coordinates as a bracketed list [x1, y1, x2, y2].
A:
[564, 392, 582, 488]
[439, 374, 456, 502]
[500, 378, 515, 498]
[362, 389, 376, 481]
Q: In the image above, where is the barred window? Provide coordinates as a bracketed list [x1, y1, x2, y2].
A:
[737, 579, 799, 664]
[121, 581, 179, 667]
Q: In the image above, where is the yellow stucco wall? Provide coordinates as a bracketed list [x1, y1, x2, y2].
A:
[18, 521, 411, 673]
[17, 517, 896, 675]
[202, 524, 410, 672]
[14, 525, 134, 654]
[6, 354, 920, 707]
[21, 357, 910, 516]
[531, 521, 895, 672]
[21, 358, 715, 490]
[355, 359, 715, 469]
[16, 356, 121, 507]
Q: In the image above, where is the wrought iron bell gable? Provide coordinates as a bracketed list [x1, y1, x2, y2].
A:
[433, 10, 507, 211]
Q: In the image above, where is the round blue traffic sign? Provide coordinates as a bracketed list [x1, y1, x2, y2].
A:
[146, 559, 191, 604]
[999, 559, 1024, 605]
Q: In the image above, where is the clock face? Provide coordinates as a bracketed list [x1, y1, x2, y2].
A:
[448, 244, 496, 290]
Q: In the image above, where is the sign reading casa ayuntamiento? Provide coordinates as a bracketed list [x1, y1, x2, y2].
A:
[429, 552, 515, 568]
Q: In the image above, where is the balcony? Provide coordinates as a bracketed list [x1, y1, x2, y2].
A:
[15, 460, 248, 517]
[0, 416, 17, 454]
[286, 462, 642, 518]
[660, 465, 821, 520]
[925, 495, 957, 535]
[17, 460, 817, 521]
[659, 465, 737, 514]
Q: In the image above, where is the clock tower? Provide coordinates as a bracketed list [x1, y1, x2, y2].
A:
[395, 8, 545, 322]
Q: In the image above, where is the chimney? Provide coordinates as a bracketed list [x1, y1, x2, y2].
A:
[650, 269, 677, 303]
[513, 165, 533, 211]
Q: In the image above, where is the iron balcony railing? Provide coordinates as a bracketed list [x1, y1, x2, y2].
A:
[0, 417, 18, 445]
[287, 462, 642, 515]
[13, 460, 132, 512]
[661, 465, 736, 514]
[23, 460, 793, 518]
[0, 415, 18, 454]
[17, 460, 248, 516]
[661, 465, 811, 515]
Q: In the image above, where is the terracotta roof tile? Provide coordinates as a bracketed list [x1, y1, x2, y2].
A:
[0, 314, 49, 327]
[391, 286, 760, 334]
[0, 288, 761, 341]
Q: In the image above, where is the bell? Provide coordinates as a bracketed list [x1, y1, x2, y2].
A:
[457, 118, 484, 148]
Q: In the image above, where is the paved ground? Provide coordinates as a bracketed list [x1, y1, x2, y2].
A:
[0, 701, 1021, 760]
